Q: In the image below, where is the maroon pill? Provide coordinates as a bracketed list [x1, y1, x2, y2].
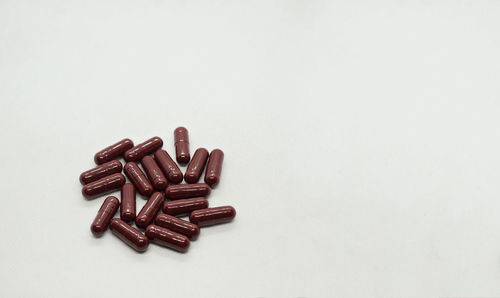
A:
[155, 213, 200, 240]
[184, 148, 209, 183]
[120, 183, 136, 222]
[135, 192, 164, 228]
[174, 127, 190, 164]
[189, 206, 236, 227]
[154, 149, 183, 184]
[141, 155, 167, 190]
[94, 138, 134, 165]
[163, 197, 209, 216]
[124, 162, 153, 196]
[90, 196, 120, 237]
[145, 225, 190, 253]
[165, 183, 211, 200]
[82, 173, 126, 199]
[205, 149, 224, 188]
[124, 136, 163, 162]
[110, 218, 149, 252]
[80, 160, 122, 185]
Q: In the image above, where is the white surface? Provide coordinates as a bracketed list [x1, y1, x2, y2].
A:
[1, 1, 500, 297]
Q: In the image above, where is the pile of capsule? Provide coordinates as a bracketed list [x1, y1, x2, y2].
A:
[79, 127, 236, 253]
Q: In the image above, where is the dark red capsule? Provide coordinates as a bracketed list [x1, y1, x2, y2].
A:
[189, 206, 236, 227]
[155, 213, 200, 240]
[110, 218, 149, 252]
[90, 196, 119, 237]
[94, 138, 134, 165]
[124, 162, 153, 196]
[205, 149, 224, 188]
[145, 224, 190, 253]
[174, 127, 190, 164]
[135, 192, 164, 228]
[141, 155, 167, 190]
[80, 160, 122, 185]
[154, 149, 183, 184]
[163, 197, 209, 216]
[120, 183, 136, 222]
[165, 183, 211, 200]
[124, 137, 163, 162]
[184, 148, 209, 183]
[82, 173, 126, 199]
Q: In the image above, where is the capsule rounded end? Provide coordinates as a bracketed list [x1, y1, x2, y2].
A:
[204, 175, 219, 188]
[136, 237, 149, 253]
[227, 206, 237, 219]
[145, 225, 155, 239]
[190, 225, 200, 241]
[169, 173, 183, 184]
[82, 186, 93, 199]
[155, 180, 168, 191]
[79, 173, 87, 185]
[141, 185, 154, 196]
[177, 236, 190, 253]
[123, 150, 135, 162]
[91, 224, 105, 237]
[176, 154, 190, 164]
[203, 184, 212, 196]
[184, 173, 198, 184]
[135, 217, 148, 229]
[120, 211, 136, 223]
[189, 212, 199, 224]
[152, 136, 163, 147]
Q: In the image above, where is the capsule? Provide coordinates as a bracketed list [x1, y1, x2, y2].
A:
[165, 183, 211, 200]
[90, 196, 120, 237]
[184, 148, 209, 183]
[155, 213, 200, 240]
[205, 149, 224, 188]
[174, 127, 190, 164]
[145, 225, 190, 252]
[110, 218, 149, 252]
[120, 183, 136, 222]
[135, 192, 164, 228]
[141, 155, 167, 190]
[154, 149, 183, 184]
[189, 206, 236, 227]
[163, 197, 209, 216]
[82, 173, 126, 199]
[124, 162, 153, 196]
[80, 160, 122, 185]
[94, 138, 134, 164]
[124, 136, 163, 162]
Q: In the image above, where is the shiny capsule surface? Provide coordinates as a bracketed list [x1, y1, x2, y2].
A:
[189, 206, 236, 227]
[174, 127, 190, 164]
[80, 160, 122, 185]
[120, 183, 136, 222]
[124, 162, 153, 196]
[184, 148, 209, 183]
[110, 218, 149, 252]
[155, 213, 200, 240]
[205, 149, 224, 188]
[91, 196, 119, 237]
[145, 225, 190, 253]
[165, 183, 211, 200]
[141, 156, 167, 190]
[154, 149, 183, 184]
[135, 192, 164, 228]
[163, 197, 209, 216]
[94, 138, 134, 164]
[124, 136, 163, 162]
[82, 173, 126, 199]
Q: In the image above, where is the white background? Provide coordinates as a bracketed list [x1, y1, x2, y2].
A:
[1, 1, 500, 297]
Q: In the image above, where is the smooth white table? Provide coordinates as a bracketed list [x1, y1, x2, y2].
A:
[1, 1, 500, 297]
